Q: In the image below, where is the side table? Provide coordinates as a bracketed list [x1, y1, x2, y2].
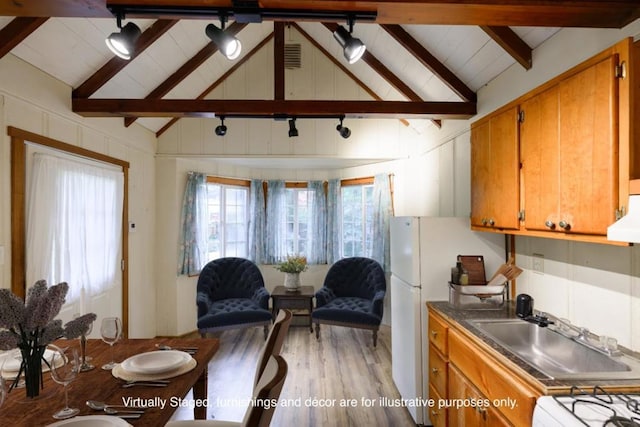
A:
[271, 285, 315, 332]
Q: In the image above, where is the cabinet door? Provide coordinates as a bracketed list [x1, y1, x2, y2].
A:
[448, 365, 511, 427]
[520, 86, 561, 231]
[470, 107, 520, 230]
[471, 120, 492, 228]
[558, 55, 618, 234]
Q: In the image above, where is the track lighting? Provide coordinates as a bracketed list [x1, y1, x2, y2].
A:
[336, 117, 351, 139]
[333, 19, 366, 64]
[205, 15, 242, 60]
[215, 116, 227, 136]
[105, 14, 141, 60]
[288, 118, 299, 138]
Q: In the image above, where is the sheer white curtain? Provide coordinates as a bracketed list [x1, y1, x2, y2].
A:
[26, 152, 124, 310]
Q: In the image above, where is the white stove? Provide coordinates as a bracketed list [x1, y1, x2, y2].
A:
[533, 387, 640, 427]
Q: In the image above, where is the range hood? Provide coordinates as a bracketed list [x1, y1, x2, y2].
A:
[607, 184, 640, 243]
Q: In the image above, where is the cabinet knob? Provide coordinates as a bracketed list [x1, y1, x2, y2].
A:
[432, 367, 439, 374]
[544, 220, 555, 229]
[559, 220, 570, 230]
[430, 330, 438, 338]
[431, 410, 440, 417]
[488, 218, 495, 226]
[481, 218, 488, 226]
[477, 407, 488, 420]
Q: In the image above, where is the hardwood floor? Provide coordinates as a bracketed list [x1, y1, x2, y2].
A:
[171, 324, 417, 426]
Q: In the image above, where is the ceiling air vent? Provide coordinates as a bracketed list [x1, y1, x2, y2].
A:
[284, 43, 301, 69]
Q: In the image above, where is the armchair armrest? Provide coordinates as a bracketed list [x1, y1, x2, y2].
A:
[252, 287, 270, 309]
[196, 291, 212, 318]
[315, 287, 336, 307]
[370, 290, 386, 318]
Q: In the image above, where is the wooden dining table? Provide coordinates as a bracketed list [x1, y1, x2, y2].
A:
[1, 337, 219, 426]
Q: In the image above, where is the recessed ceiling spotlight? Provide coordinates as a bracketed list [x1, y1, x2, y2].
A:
[105, 15, 141, 60]
[215, 116, 227, 136]
[288, 118, 299, 138]
[336, 116, 351, 139]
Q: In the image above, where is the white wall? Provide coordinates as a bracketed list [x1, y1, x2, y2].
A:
[0, 54, 158, 338]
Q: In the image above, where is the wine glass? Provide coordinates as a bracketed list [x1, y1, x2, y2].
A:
[74, 313, 95, 372]
[0, 355, 6, 409]
[0, 373, 5, 409]
[100, 317, 122, 370]
[49, 345, 80, 419]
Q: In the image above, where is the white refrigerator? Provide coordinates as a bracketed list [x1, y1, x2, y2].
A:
[390, 217, 506, 425]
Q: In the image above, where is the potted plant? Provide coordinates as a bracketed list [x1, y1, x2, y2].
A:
[275, 255, 308, 291]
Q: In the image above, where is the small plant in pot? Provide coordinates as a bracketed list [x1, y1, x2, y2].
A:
[275, 255, 308, 291]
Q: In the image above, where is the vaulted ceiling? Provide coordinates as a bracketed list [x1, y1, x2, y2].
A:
[1, 1, 639, 135]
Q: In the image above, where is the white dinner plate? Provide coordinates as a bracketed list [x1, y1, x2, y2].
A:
[120, 350, 191, 374]
[0, 349, 57, 373]
[46, 415, 132, 426]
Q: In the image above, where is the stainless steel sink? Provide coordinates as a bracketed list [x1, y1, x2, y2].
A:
[468, 318, 640, 380]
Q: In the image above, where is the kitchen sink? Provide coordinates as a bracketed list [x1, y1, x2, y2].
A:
[468, 318, 640, 380]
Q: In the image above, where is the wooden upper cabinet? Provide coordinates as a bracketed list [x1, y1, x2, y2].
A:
[520, 86, 560, 232]
[521, 55, 618, 235]
[471, 106, 520, 230]
[558, 55, 618, 234]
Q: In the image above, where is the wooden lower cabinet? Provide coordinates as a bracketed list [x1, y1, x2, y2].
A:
[429, 343, 448, 398]
[448, 364, 511, 427]
[427, 308, 540, 427]
[428, 383, 448, 427]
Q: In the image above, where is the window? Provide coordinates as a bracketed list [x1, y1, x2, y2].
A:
[341, 182, 374, 257]
[206, 180, 250, 260]
[285, 188, 312, 255]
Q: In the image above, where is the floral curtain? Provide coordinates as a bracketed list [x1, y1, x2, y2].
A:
[326, 179, 342, 264]
[264, 180, 287, 264]
[177, 172, 208, 275]
[248, 179, 266, 263]
[371, 173, 392, 272]
[308, 180, 327, 264]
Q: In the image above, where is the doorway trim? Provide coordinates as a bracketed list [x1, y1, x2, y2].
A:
[9, 126, 131, 336]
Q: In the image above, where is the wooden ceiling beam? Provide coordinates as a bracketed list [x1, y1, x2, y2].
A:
[123, 21, 247, 127]
[72, 98, 476, 119]
[274, 22, 285, 100]
[156, 32, 275, 137]
[381, 24, 476, 103]
[0, 0, 111, 18]
[0, 17, 48, 59]
[3, 1, 638, 28]
[481, 26, 533, 70]
[73, 19, 179, 99]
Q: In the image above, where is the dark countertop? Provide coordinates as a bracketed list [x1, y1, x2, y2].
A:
[427, 300, 640, 393]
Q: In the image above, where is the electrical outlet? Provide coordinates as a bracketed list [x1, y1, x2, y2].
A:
[532, 253, 544, 274]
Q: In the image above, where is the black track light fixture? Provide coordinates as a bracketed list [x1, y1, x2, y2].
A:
[333, 18, 366, 64]
[206, 15, 242, 60]
[336, 116, 351, 139]
[105, 14, 141, 60]
[215, 116, 227, 136]
[288, 118, 299, 138]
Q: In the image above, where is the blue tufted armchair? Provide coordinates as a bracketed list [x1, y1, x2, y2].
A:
[197, 257, 272, 339]
[312, 257, 386, 347]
